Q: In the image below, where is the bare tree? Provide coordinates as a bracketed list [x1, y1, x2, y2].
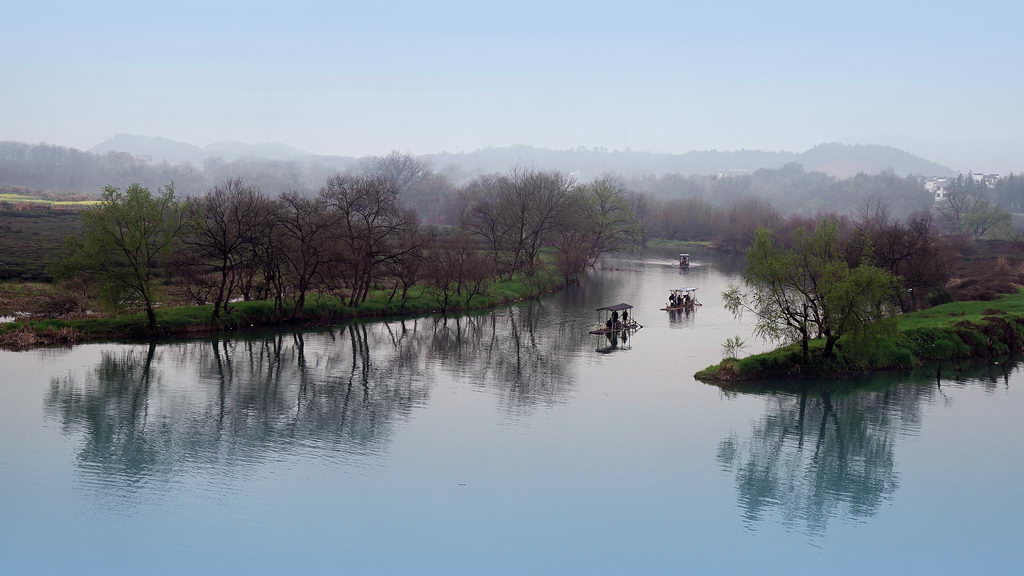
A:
[482, 168, 573, 277]
[551, 178, 635, 284]
[425, 244, 460, 313]
[182, 178, 264, 319]
[462, 174, 514, 274]
[249, 197, 290, 317]
[372, 151, 427, 194]
[461, 248, 495, 305]
[581, 177, 636, 259]
[385, 227, 429, 311]
[626, 191, 653, 246]
[851, 196, 891, 237]
[935, 178, 1012, 239]
[277, 192, 334, 316]
[320, 174, 420, 305]
[168, 248, 218, 305]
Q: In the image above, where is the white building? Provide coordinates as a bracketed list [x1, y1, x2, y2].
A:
[926, 173, 1001, 203]
[924, 177, 951, 202]
[967, 171, 1000, 188]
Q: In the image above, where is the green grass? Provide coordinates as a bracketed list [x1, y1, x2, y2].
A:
[645, 238, 715, 251]
[0, 270, 564, 347]
[696, 288, 1024, 383]
[0, 193, 98, 207]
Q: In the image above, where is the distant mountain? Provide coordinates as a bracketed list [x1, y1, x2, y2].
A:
[87, 135, 954, 179]
[91, 134, 207, 164]
[203, 140, 309, 162]
[797, 143, 954, 178]
[90, 134, 310, 164]
[424, 142, 955, 180]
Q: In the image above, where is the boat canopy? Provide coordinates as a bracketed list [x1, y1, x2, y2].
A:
[596, 303, 633, 312]
[670, 287, 698, 294]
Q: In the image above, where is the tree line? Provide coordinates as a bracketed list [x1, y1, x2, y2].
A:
[935, 174, 1017, 239]
[54, 164, 637, 333]
[4, 141, 994, 229]
[719, 192, 1004, 367]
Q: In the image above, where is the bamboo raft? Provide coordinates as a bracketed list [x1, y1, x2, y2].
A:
[661, 288, 700, 311]
[589, 303, 644, 335]
[660, 303, 700, 311]
[589, 319, 643, 335]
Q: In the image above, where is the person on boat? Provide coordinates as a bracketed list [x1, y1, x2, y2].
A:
[611, 310, 619, 328]
[682, 293, 690, 307]
[622, 310, 629, 327]
[605, 318, 612, 330]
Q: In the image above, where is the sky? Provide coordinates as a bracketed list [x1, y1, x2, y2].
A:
[2, 0, 1022, 172]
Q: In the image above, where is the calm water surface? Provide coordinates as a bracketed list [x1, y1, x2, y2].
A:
[2, 251, 1022, 575]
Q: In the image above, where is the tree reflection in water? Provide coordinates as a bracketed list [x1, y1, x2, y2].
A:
[716, 360, 1018, 536]
[426, 304, 587, 412]
[44, 302, 588, 489]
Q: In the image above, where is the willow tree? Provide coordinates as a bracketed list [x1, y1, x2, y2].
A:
[552, 177, 636, 284]
[723, 219, 897, 363]
[58, 183, 184, 333]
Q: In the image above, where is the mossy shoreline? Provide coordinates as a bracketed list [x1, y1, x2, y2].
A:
[0, 273, 564, 351]
[696, 289, 1024, 384]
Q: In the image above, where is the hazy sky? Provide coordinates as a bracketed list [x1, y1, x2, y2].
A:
[2, 0, 1022, 172]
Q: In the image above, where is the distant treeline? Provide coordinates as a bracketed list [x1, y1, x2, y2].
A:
[5, 145, 1021, 286]
[0, 141, 354, 198]
[4, 141, 1008, 225]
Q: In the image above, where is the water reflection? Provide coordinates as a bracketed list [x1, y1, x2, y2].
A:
[43, 303, 590, 491]
[666, 308, 696, 328]
[715, 360, 1019, 536]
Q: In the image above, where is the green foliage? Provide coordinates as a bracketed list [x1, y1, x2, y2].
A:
[724, 219, 898, 364]
[721, 336, 747, 359]
[54, 183, 183, 331]
[964, 201, 1014, 240]
[698, 288, 1024, 383]
[644, 238, 714, 251]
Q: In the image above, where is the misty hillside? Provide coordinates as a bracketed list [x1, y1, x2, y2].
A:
[91, 134, 311, 164]
[0, 139, 965, 225]
[86, 135, 953, 179]
[426, 143, 954, 179]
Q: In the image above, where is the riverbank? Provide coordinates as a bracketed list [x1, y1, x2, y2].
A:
[0, 272, 563, 350]
[644, 238, 715, 251]
[696, 289, 1024, 384]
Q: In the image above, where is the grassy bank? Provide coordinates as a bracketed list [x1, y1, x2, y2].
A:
[0, 272, 563, 350]
[696, 289, 1024, 384]
[645, 238, 715, 251]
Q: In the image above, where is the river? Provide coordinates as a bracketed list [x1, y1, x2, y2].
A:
[1, 250, 1021, 575]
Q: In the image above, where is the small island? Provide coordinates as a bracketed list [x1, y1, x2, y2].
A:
[697, 289, 1024, 383]
[697, 214, 1024, 384]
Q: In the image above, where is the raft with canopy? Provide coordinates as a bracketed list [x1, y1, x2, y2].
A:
[589, 303, 643, 335]
[661, 288, 701, 311]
